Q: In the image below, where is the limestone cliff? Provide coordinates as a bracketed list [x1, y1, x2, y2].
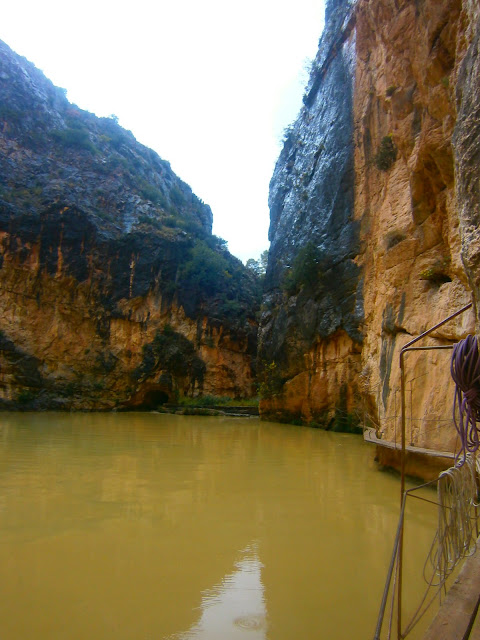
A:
[259, 0, 362, 428]
[0, 40, 259, 410]
[259, 0, 480, 464]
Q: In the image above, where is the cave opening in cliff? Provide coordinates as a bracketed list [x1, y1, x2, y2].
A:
[139, 390, 170, 409]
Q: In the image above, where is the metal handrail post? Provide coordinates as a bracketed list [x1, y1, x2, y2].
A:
[398, 348, 407, 638]
[374, 492, 407, 639]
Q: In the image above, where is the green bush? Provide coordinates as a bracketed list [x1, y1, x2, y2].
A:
[219, 299, 244, 319]
[62, 382, 77, 397]
[419, 259, 451, 286]
[137, 214, 162, 229]
[176, 217, 205, 236]
[52, 127, 98, 154]
[132, 327, 205, 384]
[176, 396, 258, 408]
[283, 241, 322, 295]
[205, 235, 228, 251]
[178, 395, 229, 407]
[138, 181, 166, 206]
[17, 389, 36, 404]
[179, 241, 232, 297]
[106, 156, 129, 172]
[374, 135, 397, 171]
[170, 185, 186, 207]
[163, 215, 179, 228]
[257, 361, 284, 398]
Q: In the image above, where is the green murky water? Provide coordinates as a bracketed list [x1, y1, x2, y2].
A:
[0, 413, 438, 639]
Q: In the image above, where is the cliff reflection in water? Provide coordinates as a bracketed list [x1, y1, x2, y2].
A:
[0, 412, 436, 639]
[175, 545, 266, 640]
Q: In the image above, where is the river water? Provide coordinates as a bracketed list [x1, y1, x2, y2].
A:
[0, 412, 439, 639]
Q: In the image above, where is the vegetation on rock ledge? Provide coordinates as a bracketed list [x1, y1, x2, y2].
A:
[132, 326, 205, 389]
[374, 135, 397, 171]
[282, 241, 323, 295]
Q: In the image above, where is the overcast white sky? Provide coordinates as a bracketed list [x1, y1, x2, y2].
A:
[2, 0, 325, 263]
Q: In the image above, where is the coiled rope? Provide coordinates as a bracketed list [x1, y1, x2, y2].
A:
[451, 334, 480, 465]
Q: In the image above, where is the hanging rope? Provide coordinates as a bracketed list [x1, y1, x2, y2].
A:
[425, 455, 479, 587]
[451, 334, 480, 465]
[400, 456, 480, 638]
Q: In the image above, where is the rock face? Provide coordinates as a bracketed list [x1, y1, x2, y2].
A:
[259, 0, 362, 428]
[454, 3, 480, 303]
[259, 0, 480, 464]
[0, 40, 259, 410]
[355, 0, 477, 457]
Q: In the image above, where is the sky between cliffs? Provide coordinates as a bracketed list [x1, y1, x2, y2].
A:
[2, 0, 325, 263]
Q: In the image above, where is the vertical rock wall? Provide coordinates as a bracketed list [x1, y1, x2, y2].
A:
[259, 0, 362, 427]
[454, 6, 480, 309]
[260, 0, 480, 461]
[355, 0, 475, 455]
[0, 221, 258, 410]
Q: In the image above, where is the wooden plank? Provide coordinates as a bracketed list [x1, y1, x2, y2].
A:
[363, 427, 456, 459]
[422, 545, 480, 640]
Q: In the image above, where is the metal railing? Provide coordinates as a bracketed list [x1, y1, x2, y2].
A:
[374, 458, 480, 639]
[373, 302, 477, 639]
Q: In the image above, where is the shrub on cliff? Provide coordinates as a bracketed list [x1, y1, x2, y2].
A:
[374, 135, 397, 171]
[172, 238, 260, 327]
[257, 360, 284, 398]
[178, 241, 231, 297]
[419, 258, 452, 286]
[52, 126, 98, 154]
[138, 181, 167, 207]
[170, 185, 186, 207]
[132, 326, 205, 385]
[283, 241, 322, 295]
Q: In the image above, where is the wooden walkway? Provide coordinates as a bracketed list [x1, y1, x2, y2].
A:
[363, 427, 456, 459]
[422, 541, 480, 640]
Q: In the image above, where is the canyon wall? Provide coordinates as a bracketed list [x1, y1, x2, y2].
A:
[259, 0, 362, 429]
[259, 0, 480, 463]
[0, 40, 259, 410]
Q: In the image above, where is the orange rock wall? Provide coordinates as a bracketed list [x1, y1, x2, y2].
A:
[0, 232, 256, 409]
[261, 0, 480, 467]
[355, 0, 477, 453]
[260, 331, 362, 426]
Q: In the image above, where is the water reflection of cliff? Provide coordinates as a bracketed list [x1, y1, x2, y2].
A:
[0, 413, 436, 639]
[174, 545, 267, 640]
